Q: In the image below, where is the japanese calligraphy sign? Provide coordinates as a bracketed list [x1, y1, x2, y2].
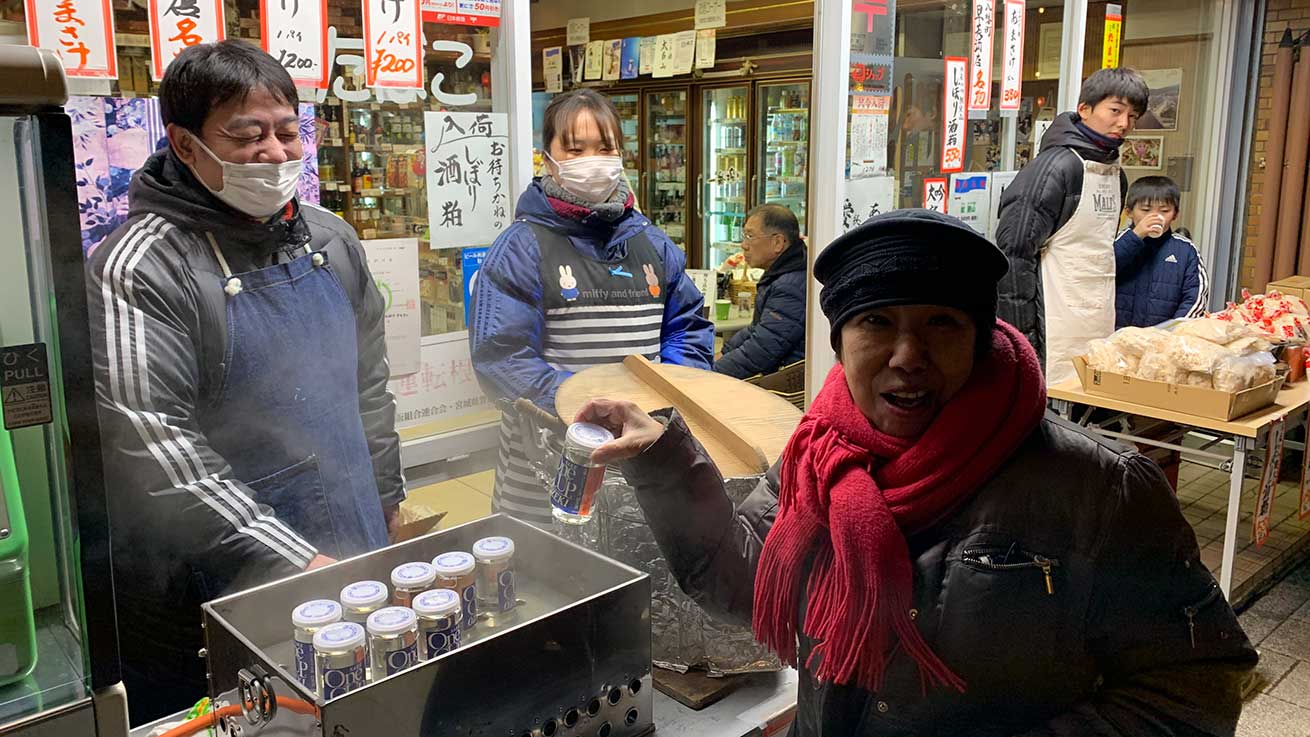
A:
[652, 34, 675, 79]
[424, 111, 510, 249]
[390, 333, 489, 427]
[1103, 3, 1122, 69]
[923, 177, 947, 213]
[1000, 0, 1025, 114]
[941, 56, 967, 173]
[420, 0, 500, 27]
[362, 0, 423, 88]
[1255, 415, 1287, 546]
[261, 0, 329, 88]
[147, 0, 223, 80]
[841, 175, 895, 232]
[362, 237, 421, 375]
[948, 173, 990, 234]
[849, 93, 890, 178]
[967, 0, 994, 115]
[26, 0, 117, 78]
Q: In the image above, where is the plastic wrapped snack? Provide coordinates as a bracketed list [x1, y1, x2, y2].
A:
[1212, 352, 1277, 393]
[1185, 372, 1214, 388]
[1225, 336, 1274, 356]
[1108, 326, 1164, 358]
[1171, 317, 1258, 345]
[1169, 335, 1236, 374]
[1135, 350, 1190, 385]
[1085, 339, 1136, 374]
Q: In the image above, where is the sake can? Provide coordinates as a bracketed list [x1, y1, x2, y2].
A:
[412, 588, 462, 659]
[550, 423, 614, 524]
[432, 552, 478, 631]
[472, 536, 516, 612]
[339, 580, 389, 625]
[292, 599, 342, 691]
[365, 606, 420, 681]
[390, 562, 437, 608]
[312, 622, 367, 700]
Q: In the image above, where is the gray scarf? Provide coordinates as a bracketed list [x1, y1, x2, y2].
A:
[541, 174, 632, 222]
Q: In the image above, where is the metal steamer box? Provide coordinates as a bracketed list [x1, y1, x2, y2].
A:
[201, 515, 653, 737]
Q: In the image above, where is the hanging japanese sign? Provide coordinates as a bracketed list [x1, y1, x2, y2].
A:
[261, 0, 329, 89]
[419, 0, 499, 27]
[695, 29, 716, 69]
[849, 93, 890, 178]
[362, 238, 421, 376]
[424, 111, 510, 249]
[584, 40, 603, 80]
[1254, 415, 1287, 546]
[841, 175, 896, 232]
[948, 173, 991, 234]
[602, 39, 621, 81]
[1102, 3, 1122, 69]
[672, 30, 697, 75]
[363, 0, 423, 88]
[148, 0, 223, 80]
[652, 34, 675, 78]
[25, 0, 117, 78]
[1000, 0, 1025, 115]
[543, 46, 563, 93]
[639, 37, 655, 75]
[941, 56, 968, 173]
[695, 0, 725, 29]
[566, 17, 590, 46]
[967, 0, 994, 115]
[849, 0, 895, 96]
[923, 177, 947, 213]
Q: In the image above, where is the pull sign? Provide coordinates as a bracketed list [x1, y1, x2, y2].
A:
[2, 343, 53, 430]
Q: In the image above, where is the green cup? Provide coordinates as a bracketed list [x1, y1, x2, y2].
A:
[715, 299, 732, 320]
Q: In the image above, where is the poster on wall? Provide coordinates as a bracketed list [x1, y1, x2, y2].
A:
[652, 34, 676, 78]
[987, 170, 1017, 242]
[602, 39, 622, 81]
[261, 0, 330, 89]
[672, 30, 697, 75]
[1000, 0, 1025, 115]
[388, 332, 489, 428]
[941, 56, 967, 173]
[849, 93, 890, 178]
[424, 111, 510, 249]
[462, 246, 488, 326]
[1137, 68, 1182, 131]
[566, 17, 589, 46]
[362, 0, 423, 88]
[639, 36, 655, 75]
[694, 0, 725, 29]
[542, 46, 563, 93]
[948, 173, 991, 235]
[842, 175, 897, 232]
[147, 0, 224, 80]
[584, 40, 603, 80]
[362, 237, 421, 376]
[923, 177, 948, 213]
[695, 30, 716, 69]
[621, 37, 640, 79]
[967, 0, 994, 116]
[420, 0, 500, 27]
[25, 0, 118, 78]
[1121, 136, 1164, 170]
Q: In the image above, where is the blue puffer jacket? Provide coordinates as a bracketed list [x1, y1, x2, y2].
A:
[1114, 227, 1209, 329]
[715, 241, 807, 379]
[470, 180, 715, 410]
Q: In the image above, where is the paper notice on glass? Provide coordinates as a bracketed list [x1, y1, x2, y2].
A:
[695, 0, 725, 29]
[584, 40, 604, 80]
[603, 39, 622, 80]
[849, 93, 890, 178]
[1000, 0, 1025, 114]
[652, 34, 676, 78]
[923, 177, 948, 213]
[987, 170, 1017, 241]
[672, 30, 697, 75]
[25, 0, 118, 78]
[566, 17, 589, 46]
[424, 111, 510, 249]
[261, 0, 329, 88]
[639, 36, 655, 74]
[695, 29, 716, 69]
[967, 0, 994, 116]
[841, 175, 896, 232]
[940, 56, 967, 173]
[684, 268, 717, 302]
[543, 46, 563, 93]
[948, 173, 991, 234]
[362, 237, 421, 376]
[147, 0, 224, 79]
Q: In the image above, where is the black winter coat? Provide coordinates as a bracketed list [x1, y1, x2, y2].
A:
[995, 113, 1128, 363]
[621, 411, 1255, 737]
[716, 241, 808, 379]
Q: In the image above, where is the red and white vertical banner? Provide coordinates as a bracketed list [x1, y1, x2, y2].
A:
[363, 0, 424, 89]
[1299, 413, 1310, 520]
[923, 177, 948, 213]
[1254, 416, 1287, 547]
[148, 0, 224, 80]
[941, 56, 967, 173]
[261, 0, 330, 89]
[25, 0, 118, 78]
[967, 0, 994, 114]
[1000, 0, 1024, 114]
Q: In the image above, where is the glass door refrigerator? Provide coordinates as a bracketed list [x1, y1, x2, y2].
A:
[755, 80, 811, 240]
[610, 93, 642, 207]
[0, 47, 124, 737]
[699, 84, 751, 272]
[644, 89, 690, 252]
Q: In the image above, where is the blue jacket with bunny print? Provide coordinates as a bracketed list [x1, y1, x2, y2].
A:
[469, 179, 714, 412]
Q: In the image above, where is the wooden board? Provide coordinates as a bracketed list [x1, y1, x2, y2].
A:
[652, 667, 748, 711]
[555, 362, 802, 476]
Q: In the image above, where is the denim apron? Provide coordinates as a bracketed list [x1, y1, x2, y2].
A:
[204, 234, 388, 559]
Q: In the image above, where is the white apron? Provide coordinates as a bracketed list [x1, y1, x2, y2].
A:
[1040, 151, 1122, 385]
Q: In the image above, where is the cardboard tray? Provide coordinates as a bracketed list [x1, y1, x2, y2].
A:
[1073, 356, 1284, 421]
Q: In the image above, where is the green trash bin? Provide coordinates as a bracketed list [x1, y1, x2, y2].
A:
[0, 424, 36, 687]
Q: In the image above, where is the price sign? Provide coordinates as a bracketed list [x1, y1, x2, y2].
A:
[967, 0, 994, 114]
[1000, 0, 1025, 113]
[147, 0, 224, 80]
[940, 56, 967, 173]
[923, 177, 948, 213]
[362, 0, 423, 88]
[25, 0, 118, 78]
[261, 0, 329, 88]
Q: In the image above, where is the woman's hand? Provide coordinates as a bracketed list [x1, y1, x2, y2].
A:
[575, 399, 666, 464]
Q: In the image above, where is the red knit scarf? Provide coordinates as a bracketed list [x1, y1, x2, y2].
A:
[752, 321, 1046, 694]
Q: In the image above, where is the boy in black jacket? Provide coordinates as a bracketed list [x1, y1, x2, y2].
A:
[1114, 176, 1209, 328]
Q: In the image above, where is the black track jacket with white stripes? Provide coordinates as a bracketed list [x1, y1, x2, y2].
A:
[86, 149, 403, 604]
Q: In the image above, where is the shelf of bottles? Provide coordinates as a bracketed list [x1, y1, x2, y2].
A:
[646, 90, 689, 251]
[757, 82, 810, 237]
[612, 93, 642, 202]
[703, 86, 750, 270]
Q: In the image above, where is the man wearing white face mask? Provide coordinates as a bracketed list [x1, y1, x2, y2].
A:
[470, 89, 714, 526]
[85, 41, 403, 725]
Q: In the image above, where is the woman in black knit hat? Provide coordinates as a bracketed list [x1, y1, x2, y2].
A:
[575, 209, 1254, 737]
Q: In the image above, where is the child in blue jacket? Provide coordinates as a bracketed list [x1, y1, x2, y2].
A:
[1114, 176, 1209, 329]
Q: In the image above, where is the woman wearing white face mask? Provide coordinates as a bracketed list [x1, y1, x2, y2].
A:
[469, 89, 715, 526]
[85, 41, 403, 725]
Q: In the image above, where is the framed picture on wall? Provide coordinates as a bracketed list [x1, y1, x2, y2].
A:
[1136, 69, 1182, 131]
[1121, 136, 1165, 170]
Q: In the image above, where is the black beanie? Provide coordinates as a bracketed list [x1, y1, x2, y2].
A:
[814, 208, 1009, 354]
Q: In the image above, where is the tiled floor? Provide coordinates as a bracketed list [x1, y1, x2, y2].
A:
[1239, 559, 1310, 736]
